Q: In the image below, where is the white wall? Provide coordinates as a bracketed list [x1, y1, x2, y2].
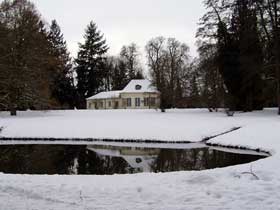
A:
[87, 92, 160, 110]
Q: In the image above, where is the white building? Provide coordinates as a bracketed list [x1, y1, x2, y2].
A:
[86, 79, 160, 110]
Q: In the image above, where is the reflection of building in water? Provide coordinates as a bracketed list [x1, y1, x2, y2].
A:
[87, 145, 160, 172]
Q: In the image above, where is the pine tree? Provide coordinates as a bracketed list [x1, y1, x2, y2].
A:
[48, 20, 76, 108]
[75, 21, 108, 108]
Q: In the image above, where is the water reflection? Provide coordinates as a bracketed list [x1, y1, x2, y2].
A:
[0, 143, 267, 175]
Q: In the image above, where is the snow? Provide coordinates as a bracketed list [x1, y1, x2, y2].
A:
[86, 90, 121, 100]
[0, 108, 280, 209]
[122, 79, 158, 93]
[0, 109, 245, 140]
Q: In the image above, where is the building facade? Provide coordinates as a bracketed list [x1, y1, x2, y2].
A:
[86, 80, 160, 110]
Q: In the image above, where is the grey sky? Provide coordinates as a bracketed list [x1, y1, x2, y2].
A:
[33, 0, 205, 59]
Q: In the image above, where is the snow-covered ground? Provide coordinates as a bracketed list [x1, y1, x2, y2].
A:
[0, 109, 260, 141]
[0, 109, 280, 210]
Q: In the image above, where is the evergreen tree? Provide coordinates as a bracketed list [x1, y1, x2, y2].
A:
[198, 0, 265, 112]
[0, 0, 55, 115]
[217, 20, 241, 111]
[197, 41, 225, 111]
[234, 1, 264, 111]
[256, 0, 280, 114]
[75, 21, 108, 108]
[47, 20, 76, 108]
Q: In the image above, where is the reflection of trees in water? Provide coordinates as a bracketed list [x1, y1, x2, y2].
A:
[0, 145, 80, 174]
[77, 148, 130, 175]
[151, 149, 211, 172]
[0, 145, 131, 175]
[151, 148, 263, 172]
[0, 145, 264, 174]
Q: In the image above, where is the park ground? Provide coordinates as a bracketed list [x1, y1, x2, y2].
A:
[0, 109, 279, 210]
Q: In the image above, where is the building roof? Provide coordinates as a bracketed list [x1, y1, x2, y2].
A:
[122, 79, 158, 93]
[87, 91, 121, 100]
[87, 79, 158, 100]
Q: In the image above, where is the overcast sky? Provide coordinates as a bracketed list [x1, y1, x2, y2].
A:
[33, 0, 205, 59]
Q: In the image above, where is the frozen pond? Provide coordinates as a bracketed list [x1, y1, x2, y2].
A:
[0, 142, 268, 174]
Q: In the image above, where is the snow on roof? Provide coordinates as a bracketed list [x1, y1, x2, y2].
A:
[122, 79, 158, 93]
[87, 91, 121, 100]
[87, 79, 158, 100]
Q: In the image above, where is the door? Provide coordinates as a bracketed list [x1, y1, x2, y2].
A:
[114, 101, 119, 109]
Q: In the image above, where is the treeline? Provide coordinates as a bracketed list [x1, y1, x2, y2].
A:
[0, 0, 146, 114]
[0, 0, 197, 115]
[196, 0, 280, 114]
[0, 0, 75, 114]
[1, 0, 279, 115]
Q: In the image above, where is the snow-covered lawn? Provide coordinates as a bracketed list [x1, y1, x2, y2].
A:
[0, 109, 265, 141]
[0, 109, 280, 209]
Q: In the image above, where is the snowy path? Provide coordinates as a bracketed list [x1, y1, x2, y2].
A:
[0, 109, 280, 209]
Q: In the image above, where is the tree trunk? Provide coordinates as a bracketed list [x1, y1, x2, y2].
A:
[277, 72, 280, 115]
[8, 100, 17, 116]
[275, 33, 280, 115]
[278, 93, 280, 115]
[274, 3, 280, 115]
[10, 108, 17, 116]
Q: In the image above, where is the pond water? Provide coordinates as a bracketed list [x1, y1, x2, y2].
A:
[0, 143, 268, 175]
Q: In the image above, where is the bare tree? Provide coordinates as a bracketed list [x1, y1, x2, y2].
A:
[145, 37, 167, 111]
[145, 37, 191, 110]
[120, 43, 143, 80]
[166, 38, 190, 107]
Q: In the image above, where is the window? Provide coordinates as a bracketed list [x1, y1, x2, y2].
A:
[135, 158, 142, 163]
[144, 98, 149, 106]
[135, 85, 142, 90]
[150, 98, 156, 106]
[135, 98, 141, 107]
[127, 98, 132, 107]
[99, 101, 103, 108]
[108, 101, 111, 107]
[114, 101, 119, 109]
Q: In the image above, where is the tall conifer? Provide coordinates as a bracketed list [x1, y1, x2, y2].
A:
[48, 20, 76, 108]
[75, 21, 108, 108]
